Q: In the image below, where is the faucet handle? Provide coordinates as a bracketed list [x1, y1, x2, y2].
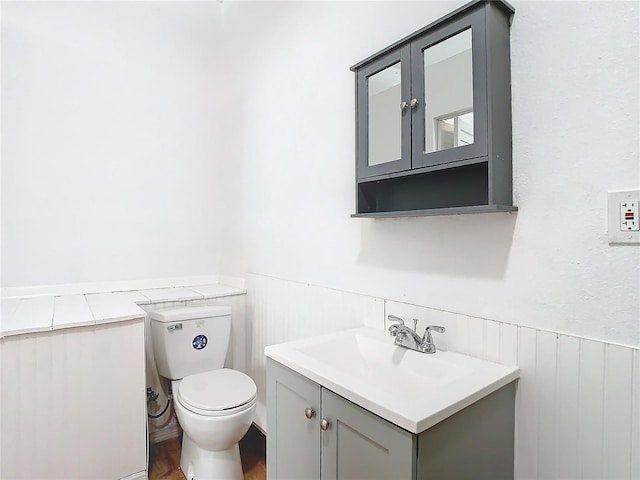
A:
[422, 325, 445, 344]
[387, 315, 405, 336]
[387, 315, 404, 326]
[421, 325, 446, 353]
[426, 325, 445, 334]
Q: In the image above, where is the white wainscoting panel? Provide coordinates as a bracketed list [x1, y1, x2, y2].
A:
[556, 334, 581, 480]
[603, 344, 634, 480]
[484, 319, 501, 364]
[633, 350, 640, 480]
[500, 322, 519, 366]
[247, 275, 640, 479]
[536, 330, 559, 480]
[0, 320, 146, 480]
[516, 326, 539, 480]
[580, 339, 606, 480]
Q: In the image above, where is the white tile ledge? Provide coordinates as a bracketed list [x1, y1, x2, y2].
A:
[0, 274, 248, 299]
[0, 280, 246, 338]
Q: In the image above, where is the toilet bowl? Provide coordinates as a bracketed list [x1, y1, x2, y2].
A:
[173, 371, 256, 480]
[149, 306, 257, 480]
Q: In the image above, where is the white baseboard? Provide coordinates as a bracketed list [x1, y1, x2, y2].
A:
[119, 470, 147, 480]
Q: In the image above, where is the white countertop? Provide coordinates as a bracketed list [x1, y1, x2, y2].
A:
[265, 327, 519, 434]
[1, 283, 246, 338]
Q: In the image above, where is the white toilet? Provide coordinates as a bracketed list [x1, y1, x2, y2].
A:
[149, 305, 257, 480]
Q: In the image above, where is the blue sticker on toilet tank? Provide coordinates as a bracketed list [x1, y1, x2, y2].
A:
[192, 335, 207, 350]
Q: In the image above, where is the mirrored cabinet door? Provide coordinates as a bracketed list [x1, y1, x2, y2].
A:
[368, 63, 402, 167]
[424, 29, 474, 153]
[356, 47, 412, 178]
[410, 10, 488, 168]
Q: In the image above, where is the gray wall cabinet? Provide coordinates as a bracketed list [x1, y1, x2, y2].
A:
[267, 358, 516, 480]
[352, 0, 517, 217]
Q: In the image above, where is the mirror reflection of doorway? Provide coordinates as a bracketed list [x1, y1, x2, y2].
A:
[424, 28, 474, 154]
[436, 110, 474, 151]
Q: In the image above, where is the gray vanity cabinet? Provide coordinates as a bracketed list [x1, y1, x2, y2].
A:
[267, 359, 321, 480]
[267, 359, 414, 480]
[352, 0, 516, 217]
[267, 357, 516, 480]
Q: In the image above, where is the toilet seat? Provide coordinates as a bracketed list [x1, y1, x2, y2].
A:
[177, 369, 257, 417]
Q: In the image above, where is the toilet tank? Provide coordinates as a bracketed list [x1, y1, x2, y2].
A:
[149, 305, 232, 380]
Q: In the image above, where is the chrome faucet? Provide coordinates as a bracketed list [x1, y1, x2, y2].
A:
[387, 315, 445, 354]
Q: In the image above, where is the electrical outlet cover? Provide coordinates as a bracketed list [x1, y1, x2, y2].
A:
[608, 190, 640, 244]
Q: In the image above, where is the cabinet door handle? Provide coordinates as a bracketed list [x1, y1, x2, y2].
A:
[320, 418, 330, 431]
[400, 101, 409, 111]
[410, 98, 420, 108]
[304, 408, 315, 419]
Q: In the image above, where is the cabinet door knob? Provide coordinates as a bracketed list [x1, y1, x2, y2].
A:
[410, 98, 420, 108]
[400, 101, 409, 111]
[304, 408, 315, 419]
[320, 418, 331, 431]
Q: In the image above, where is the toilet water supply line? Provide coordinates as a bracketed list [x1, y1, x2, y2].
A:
[147, 387, 172, 419]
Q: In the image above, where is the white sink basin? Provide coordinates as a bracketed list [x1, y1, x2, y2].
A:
[264, 327, 519, 433]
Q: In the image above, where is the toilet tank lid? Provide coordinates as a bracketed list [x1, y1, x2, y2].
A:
[149, 305, 232, 322]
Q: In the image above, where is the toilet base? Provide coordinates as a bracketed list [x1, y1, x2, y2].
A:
[180, 434, 244, 480]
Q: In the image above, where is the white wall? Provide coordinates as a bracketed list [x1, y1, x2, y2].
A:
[1, 1, 235, 287]
[222, 0, 640, 347]
[5, 1, 636, 346]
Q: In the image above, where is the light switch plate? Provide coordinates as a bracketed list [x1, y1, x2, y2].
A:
[608, 190, 640, 244]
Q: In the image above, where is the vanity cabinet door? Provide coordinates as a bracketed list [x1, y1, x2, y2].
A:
[267, 359, 321, 480]
[320, 389, 416, 480]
